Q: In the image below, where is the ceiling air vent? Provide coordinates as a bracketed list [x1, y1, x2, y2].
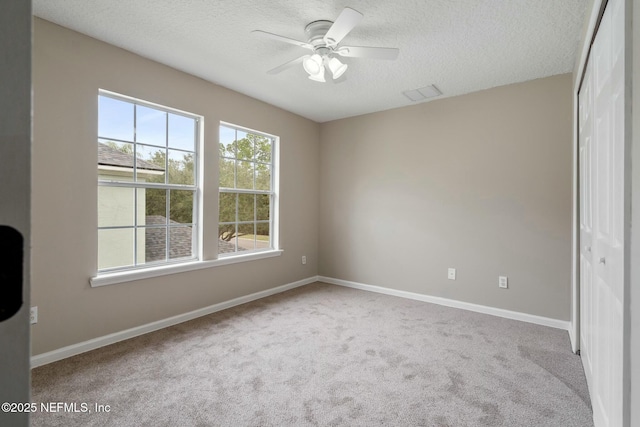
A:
[402, 85, 442, 102]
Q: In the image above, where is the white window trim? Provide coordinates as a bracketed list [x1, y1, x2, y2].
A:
[90, 249, 283, 287]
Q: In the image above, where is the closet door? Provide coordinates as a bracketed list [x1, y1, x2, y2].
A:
[579, 0, 625, 425]
[578, 47, 594, 389]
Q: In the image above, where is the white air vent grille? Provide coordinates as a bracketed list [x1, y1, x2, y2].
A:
[403, 85, 442, 102]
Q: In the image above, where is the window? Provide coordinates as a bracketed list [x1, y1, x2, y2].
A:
[218, 124, 277, 256]
[97, 91, 200, 273]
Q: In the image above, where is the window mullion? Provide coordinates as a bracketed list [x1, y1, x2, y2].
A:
[133, 104, 138, 180]
[98, 181, 195, 190]
[165, 112, 170, 262]
[235, 192, 239, 252]
[134, 187, 138, 266]
[219, 187, 270, 195]
[163, 188, 168, 262]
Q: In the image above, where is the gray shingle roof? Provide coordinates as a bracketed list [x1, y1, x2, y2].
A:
[98, 142, 165, 171]
[145, 215, 193, 262]
[144, 215, 242, 260]
[143, 216, 240, 261]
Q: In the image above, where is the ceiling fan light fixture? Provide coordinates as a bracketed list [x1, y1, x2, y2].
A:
[328, 57, 348, 79]
[308, 65, 326, 82]
[254, 7, 398, 84]
[303, 54, 323, 76]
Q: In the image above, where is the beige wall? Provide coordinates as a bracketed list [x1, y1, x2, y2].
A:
[32, 18, 320, 355]
[319, 74, 573, 320]
[32, 17, 575, 356]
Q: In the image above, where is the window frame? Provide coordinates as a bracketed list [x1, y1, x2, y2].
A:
[90, 96, 284, 288]
[218, 121, 279, 257]
[96, 90, 202, 275]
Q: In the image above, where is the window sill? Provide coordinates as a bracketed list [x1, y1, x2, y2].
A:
[90, 250, 283, 287]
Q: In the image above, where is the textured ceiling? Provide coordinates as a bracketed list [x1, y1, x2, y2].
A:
[33, 0, 589, 123]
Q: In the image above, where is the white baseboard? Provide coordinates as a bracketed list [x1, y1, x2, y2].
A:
[31, 276, 319, 368]
[318, 276, 570, 331]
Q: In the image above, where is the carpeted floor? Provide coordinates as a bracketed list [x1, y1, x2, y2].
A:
[31, 282, 593, 426]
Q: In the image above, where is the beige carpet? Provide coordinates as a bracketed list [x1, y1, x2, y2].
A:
[31, 282, 593, 426]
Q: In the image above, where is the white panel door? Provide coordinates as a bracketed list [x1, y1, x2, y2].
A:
[579, 49, 594, 386]
[578, 0, 625, 426]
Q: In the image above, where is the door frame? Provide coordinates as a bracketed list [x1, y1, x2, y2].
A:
[0, 1, 32, 426]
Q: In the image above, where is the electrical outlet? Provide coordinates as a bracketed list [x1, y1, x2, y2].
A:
[498, 276, 508, 289]
[30, 306, 38, 324]
[448, 268, 456, 280]
[301, 256, 307, 265]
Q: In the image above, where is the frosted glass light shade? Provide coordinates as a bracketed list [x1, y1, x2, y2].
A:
[303, 54, 323, 75]
[308, 65, 325, 82]
[328, 57, 348, 79]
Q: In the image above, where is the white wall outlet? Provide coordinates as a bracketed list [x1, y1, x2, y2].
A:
[499, 276, 508, 289]
[30, 306, 38, 324]
[448, 268, 456, 280]
[301, 255, 307, 265]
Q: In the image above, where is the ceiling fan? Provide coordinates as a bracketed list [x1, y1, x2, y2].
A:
[252, 7, 399, 83]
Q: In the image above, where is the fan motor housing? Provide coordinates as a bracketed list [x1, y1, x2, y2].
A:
[305, 20, 334, 48]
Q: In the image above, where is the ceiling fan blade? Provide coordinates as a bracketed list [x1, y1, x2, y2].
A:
[267, 55, 308, 75]
[336, 46, 399, 60]
[252, 30, 314, 50]
[323, 7, 363, 46]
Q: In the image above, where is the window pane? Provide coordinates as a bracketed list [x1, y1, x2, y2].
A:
[256, 194, 270, 221]
[236, 132, 253, 161]
[137, 145, 166, 183]
[98, 140, 135, 172]
[170, 190, 193, 224]
[145, 214, 167, 227]
[236, 160, 253, 189]
[145, 227, 167, 263]
[136, 228, 146, 265]
[98, 186, 135, 227]
[238, 193, 255, 222]
[136, 105, 166, 146]
[168, 149, 195, 185]
[256, 222, 270, 249]
[255, 164, 271, 191]
[219, 158, 235, 188]
[98, 228, 134, 270]
[255, 136, 272, 163]
[219, 126, 236, 158]
[218, 224, 237, 254]
[168, 113, 195, 151]
[98, 96, 134, 142]
[142, 188, 166, 220]
[219, 192, 236, 223]
[169, 226, 193, 259]
[237, 223, 255, 251]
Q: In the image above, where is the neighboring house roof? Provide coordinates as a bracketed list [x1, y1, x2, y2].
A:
[98, 142, 165, 171]
[144, 215, 241, 260]
[145, 215, 193, 262]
